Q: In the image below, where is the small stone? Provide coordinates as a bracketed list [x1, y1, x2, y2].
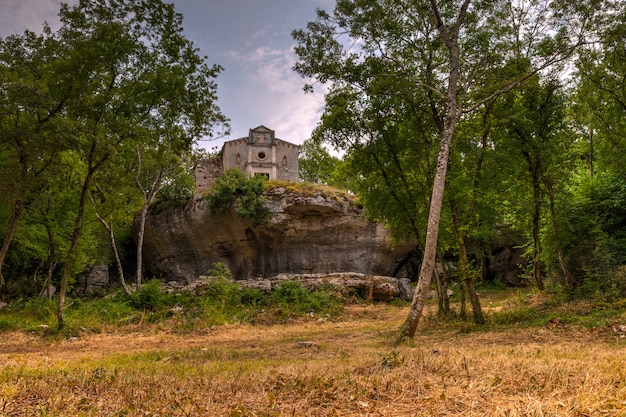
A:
[296, 340, 319, 349]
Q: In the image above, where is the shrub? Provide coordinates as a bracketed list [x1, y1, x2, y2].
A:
[554, 172, 626, 299]
[129, 279, 170, 311]
[270, 281, 343, 317]
[207, 262, 232, 280]
[205, 169, 272, 225]
[66, 297, 137, 326]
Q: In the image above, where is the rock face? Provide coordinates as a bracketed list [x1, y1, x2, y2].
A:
[141, 187, 415, 283]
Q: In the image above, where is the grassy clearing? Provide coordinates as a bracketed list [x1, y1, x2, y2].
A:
[1, 289, 626, 416]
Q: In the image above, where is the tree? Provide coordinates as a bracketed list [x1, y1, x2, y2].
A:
[0, 29, 72, 287]
[298, 137, 345, 187]
[90, 152, 140, 297]
[443, 103, 501, 325]
[293, 0, 600, 339]
[574, 3, 626, 177]
[491, 77, 575, 290]
[132, 140, 192, 290]
[2, 0, 228, 328]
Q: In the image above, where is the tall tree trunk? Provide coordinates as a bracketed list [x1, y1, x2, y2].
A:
[434, 268, 444, 315]
[401, 123, 455, 339]
[39, 213, 57, 299]
[134, 204, 150, 290]
[96, 214, 132, 296]
[436, 252, 451, 315]
[530, 164, 544, 291]
[588, 115, 594, 178]
[0, 199, 23, 287]
[400, 0, 471, 341]
[450, 198, 485, 324]
[57, 143, 110, 330]
[540, 173, 571, 287]
[134, 153, 163, 291]
[57, 171, 92, 329]
[434, 256, 445, 316]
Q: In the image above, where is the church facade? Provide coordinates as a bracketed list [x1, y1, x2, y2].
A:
[195, 125, 299, 196]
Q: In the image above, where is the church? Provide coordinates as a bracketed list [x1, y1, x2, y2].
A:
[195, 125, 299, 196]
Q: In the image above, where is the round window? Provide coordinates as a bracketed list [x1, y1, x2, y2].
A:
[258, 151, 266, 160]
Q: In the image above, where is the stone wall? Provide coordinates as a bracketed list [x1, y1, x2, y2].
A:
[274, 139, 299, 182]
[221, 138, 248, 173]
[194, 156, 222, 196]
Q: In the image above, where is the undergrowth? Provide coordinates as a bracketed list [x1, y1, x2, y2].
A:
[205, 169, 272, 224]
[1, 277, 625, 337]
[264, 179, 357, 204]
[0, 277, 348, 336]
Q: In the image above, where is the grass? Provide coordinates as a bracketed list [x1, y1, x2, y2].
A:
[1, 288, 626, 416]
[264, 180, 357, 204]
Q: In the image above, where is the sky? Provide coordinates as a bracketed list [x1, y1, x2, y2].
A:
[0, 0, 334, 150]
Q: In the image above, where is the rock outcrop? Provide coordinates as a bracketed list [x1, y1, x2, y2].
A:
[141, 187, 415, 283]
[175, 273, 405, 301]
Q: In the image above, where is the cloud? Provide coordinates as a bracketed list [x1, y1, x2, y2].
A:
[226, 43, 326, 144]
[0, 0, 77, 37]
[0, 0, 329, 149]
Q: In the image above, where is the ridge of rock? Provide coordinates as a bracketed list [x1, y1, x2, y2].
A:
[140, 187, 414, 283]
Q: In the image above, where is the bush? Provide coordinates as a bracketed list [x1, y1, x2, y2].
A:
[554, 171, 626, 299]
[66, 297, 137, 326]
[129, 279, 171, 311]
[270, 281, 343, 317]
[205, 169, 272, 224]
[21, 297, 58, 323]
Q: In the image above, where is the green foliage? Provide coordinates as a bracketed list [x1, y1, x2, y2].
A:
[207, 262, 233, 280]
[270, 281, 343, 317]
[0, 297, 58, 331]
[155, 172, 195, 209]
[298, 137, 348, 188]
[553, 172, 626, 298]
[205, 169, 272, 225]
[128, 280, 170, 311]
[20, 297, 58, 323]
[489, 305, 542, 327]
[65, 297, 137, 327]
[0, 0, 227, 316]
[380, 351, 404, 369]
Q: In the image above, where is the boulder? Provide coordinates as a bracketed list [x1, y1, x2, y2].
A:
[75, 264, 110, 296]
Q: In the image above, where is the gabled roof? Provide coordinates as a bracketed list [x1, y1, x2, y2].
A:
[221, 125, 298, 148]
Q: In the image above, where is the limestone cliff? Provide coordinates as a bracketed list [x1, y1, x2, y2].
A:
[141, 187, 414, 283]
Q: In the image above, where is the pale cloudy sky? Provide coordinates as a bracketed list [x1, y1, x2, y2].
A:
[0, 0, 333, 150]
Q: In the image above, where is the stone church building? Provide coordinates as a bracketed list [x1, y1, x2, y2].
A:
[195, 125, 299, 196]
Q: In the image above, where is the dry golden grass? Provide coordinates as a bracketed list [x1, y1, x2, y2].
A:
[1, 303, 625, 416]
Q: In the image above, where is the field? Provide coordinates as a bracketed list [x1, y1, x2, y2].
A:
[1, 293, 626, 416]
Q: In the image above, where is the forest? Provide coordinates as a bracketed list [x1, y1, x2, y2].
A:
[1, 0, 626, 335]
